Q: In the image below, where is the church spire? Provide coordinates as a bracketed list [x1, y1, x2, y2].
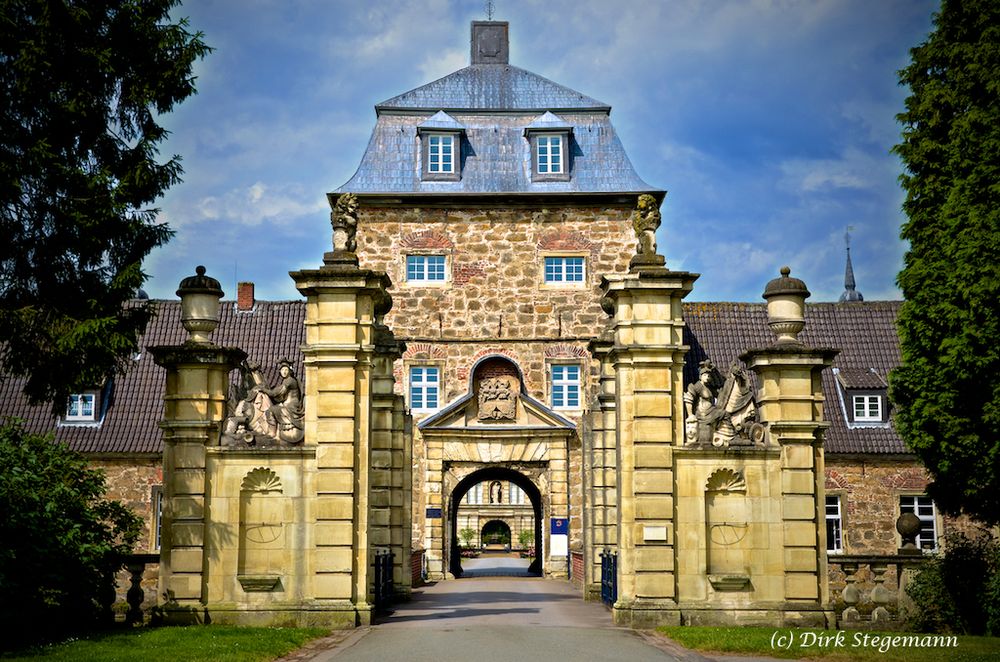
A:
[839, 227, 863, 302]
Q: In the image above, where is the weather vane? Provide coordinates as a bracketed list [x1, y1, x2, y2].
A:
[486, 0, 495, 20]
[845, 225, 854, 250]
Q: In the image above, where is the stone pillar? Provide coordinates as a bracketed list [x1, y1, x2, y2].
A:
[371, 323, 412, 599]
[741, 267, 838, 625]
[291, 251, 393, 626]
[602, 267, 697, 627]
[152, 267, 245, 622]
[583, 333, 617, 600]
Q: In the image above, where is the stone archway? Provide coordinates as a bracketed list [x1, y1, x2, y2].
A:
[447, 466, 545, 576]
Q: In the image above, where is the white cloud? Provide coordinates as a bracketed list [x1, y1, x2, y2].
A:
[168, 181, 326, 229]
[778, 148, 887, 194]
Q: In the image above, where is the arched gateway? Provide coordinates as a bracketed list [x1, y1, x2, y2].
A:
[152, 20, 836, 630]
[417, 355, 574, 579]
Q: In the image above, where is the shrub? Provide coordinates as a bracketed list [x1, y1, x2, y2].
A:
[0, 420, 141, 647]
[905, 531, 1000, 635]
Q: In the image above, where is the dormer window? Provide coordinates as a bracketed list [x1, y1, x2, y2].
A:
[524, 111, 573, 182]
[833, 368, 890, 427]
[418, 111, 464, 182]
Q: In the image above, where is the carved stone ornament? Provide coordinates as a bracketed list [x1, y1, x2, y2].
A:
[629, 193, 666, 270]
[477, 375, 518, 421]
[222, 360, 306, 447]
[684, 359, 765, 448]
[330, 192, 359, 255]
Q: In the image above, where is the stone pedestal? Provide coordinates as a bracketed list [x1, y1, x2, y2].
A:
[741, 343, 839, 626]
[601, 268, 698, 627]
[151, 343, 246, 623]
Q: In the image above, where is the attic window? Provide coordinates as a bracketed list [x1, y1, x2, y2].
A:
[833, 367, 890, 427]
[853, 395, 883, 422]
[428, 134, 455, 173]
[537, 135, 563, 174]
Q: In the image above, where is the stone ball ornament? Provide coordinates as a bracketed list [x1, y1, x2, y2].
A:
[762, 266, 811, 344]
[176, 265, 224, 344]
[896, 511, 922, 551]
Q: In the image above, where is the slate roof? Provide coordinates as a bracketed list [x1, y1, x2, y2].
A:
[376, 64, 610, 113]
[1, 299, 906, 457]
[0, 300, 305, 455]
[335, 112, 656, 195]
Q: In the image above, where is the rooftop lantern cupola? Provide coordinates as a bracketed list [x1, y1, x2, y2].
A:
[471, 20, 509, 65]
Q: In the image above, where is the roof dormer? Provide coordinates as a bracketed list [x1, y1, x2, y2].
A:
[524, 112, 573, 182]
[418, 111, 465, 182]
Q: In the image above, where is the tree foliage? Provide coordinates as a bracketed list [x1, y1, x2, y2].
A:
[905, 531, 1000, 635]
[0, 420, 141, 646]
[891, 0, 1000, 525]
[0, 0, 209, 410]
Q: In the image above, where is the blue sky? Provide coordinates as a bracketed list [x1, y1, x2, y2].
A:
[147, 0, 937, 302]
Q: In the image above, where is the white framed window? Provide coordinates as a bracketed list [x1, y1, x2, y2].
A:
[406, 255, 447, 284]
[65, 392, 97, 422]
[543, 256, 585, 284]
[537, 135, 563, 174]
[509, 483, 525, 505]
[409, 366, 440, 412]
[551, 364, 581, 409]
[465, 483, 484, 505]
[427, 134, 455, 173]
[825, 495, 843, 554]
[853, 395, 882, 422]
[900, 495, 938, 551]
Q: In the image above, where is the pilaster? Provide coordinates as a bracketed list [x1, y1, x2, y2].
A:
[602, 267, 697, 627]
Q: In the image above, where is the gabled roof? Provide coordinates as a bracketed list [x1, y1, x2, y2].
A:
[417, 111, 465, 132]
[376, 65, 610, 114]
[523, 111, 574, 134]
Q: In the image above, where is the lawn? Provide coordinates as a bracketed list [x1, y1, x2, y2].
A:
[658, 626, 1000, 662]
[1, 626, 330, 662]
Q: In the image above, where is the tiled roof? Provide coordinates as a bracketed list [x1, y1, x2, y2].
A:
[334, 112, 657, 195]
[683, 300, 906, 455]
[0, 300, 305, 455]
[1, 299, 906, 457]
[376, 64, 610, 112]
[836, 367, 888, 389]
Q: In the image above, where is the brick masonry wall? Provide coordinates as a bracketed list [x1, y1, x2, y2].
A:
[358, 204, 636, 553]
[90, 457, 162, 609]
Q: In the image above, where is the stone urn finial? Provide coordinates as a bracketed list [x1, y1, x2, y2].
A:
[762, 266, 811, 344]
[176, 265, 224, 344]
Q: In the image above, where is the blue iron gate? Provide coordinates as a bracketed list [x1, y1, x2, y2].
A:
[373, 549, 395, 611]
[600, 548, 618, 607]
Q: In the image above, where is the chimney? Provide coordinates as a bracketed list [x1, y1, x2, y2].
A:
[237, 281, 255, 311]
[471, 21, 509, 65]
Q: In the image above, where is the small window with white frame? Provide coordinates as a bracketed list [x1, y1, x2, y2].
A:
[406, 254, 447, 284]
[853, 395, 883, 422]
[543, 256, 585, 285]
[825, 495, 843, 554]
[900, 494, 938, 551]
[65, 392, 98, 422]
[409, 366, 440, 412]
[537, 135, 563, 174]
[551, 364, 581, 409]
[427, 134, 455, 174]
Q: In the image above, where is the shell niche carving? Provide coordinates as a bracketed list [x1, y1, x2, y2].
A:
[241, 467, 283, 493]
[706, 468, 747, 493]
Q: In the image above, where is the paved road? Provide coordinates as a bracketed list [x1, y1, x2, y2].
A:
[310, 576, 709, 662]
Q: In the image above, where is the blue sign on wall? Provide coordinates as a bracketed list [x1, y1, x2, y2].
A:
[426, 507, 442, 519]
[551, 518, 568, 534]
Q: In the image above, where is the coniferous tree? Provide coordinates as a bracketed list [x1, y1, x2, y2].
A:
[891, 0, 1000, 525]
[0, 1, 209, 409]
